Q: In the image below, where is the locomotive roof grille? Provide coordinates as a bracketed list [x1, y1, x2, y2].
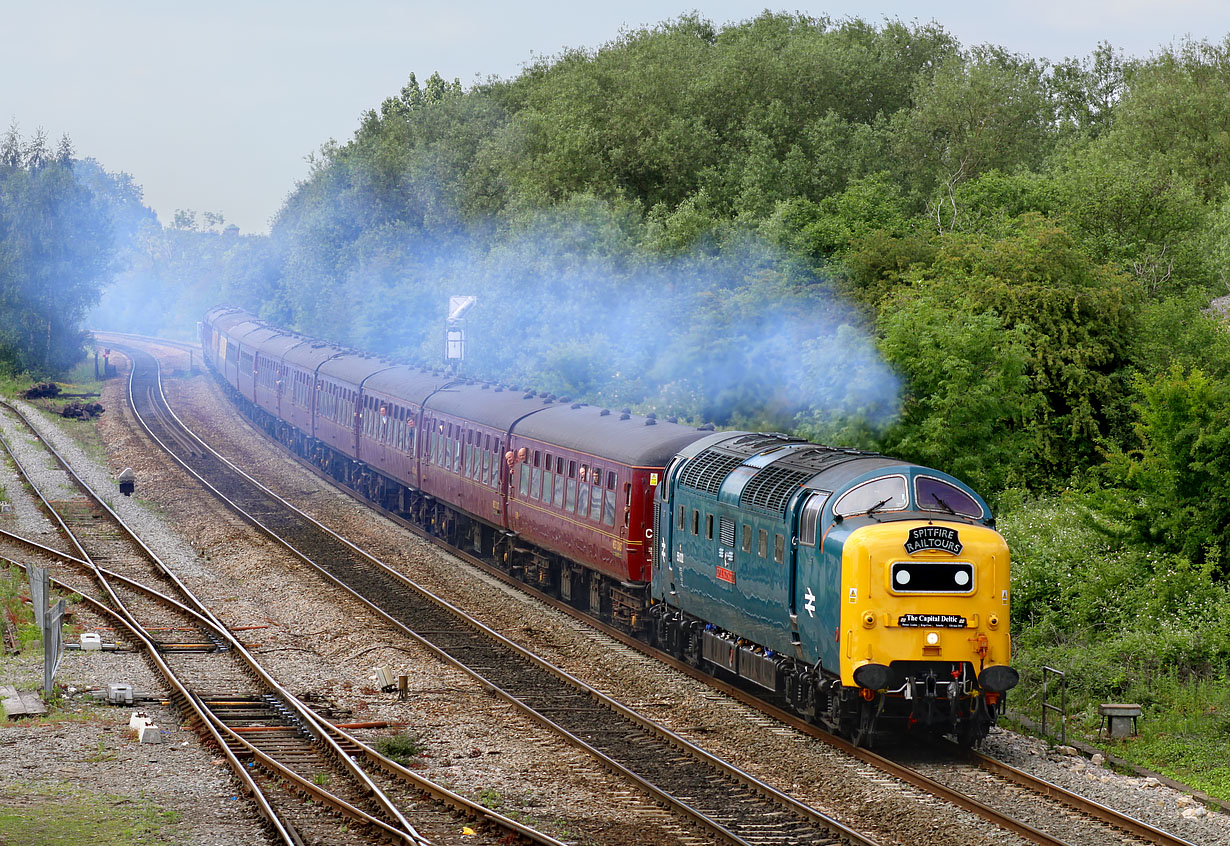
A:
[678, 449, 746, 495]
[740, 466, 816, 514]
[787, 446, 877, 473]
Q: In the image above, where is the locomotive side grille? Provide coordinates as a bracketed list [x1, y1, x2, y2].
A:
[719, 516, 735, 547]
[678, 450, 746, 495]
[740, 467, 814, 514]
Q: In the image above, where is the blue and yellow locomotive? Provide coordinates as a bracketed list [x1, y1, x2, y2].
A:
[650, 432, 1018, 745]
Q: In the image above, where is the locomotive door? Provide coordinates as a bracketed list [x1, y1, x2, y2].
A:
[653, 456, 685, 597]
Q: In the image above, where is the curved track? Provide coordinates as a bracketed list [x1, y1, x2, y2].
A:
[108, 349, 882, 846]
[110, 337, 1203, 846]
[0, 398, 562, 846]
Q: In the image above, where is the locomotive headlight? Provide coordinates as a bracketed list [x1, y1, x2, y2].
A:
[925, 631, 940, 646]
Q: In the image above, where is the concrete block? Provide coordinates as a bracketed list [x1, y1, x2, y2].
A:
[138, 724, 162, 744]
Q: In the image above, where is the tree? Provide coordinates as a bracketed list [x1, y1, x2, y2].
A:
[0, 131, 115, 374]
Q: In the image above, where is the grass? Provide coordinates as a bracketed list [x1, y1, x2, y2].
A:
[0, 352, 110, 463]
[1000, 489, 1230, 801]
[375, 730, 425, 766]
[0, 782, 183, 845]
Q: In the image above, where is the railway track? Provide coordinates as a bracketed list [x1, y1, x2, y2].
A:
[108, 337, 1206, 846]
[104, 349, 884, 846]
[0, 399, 562, 846]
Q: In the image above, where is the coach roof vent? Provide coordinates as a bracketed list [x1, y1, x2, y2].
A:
[600, 409, 610, 416]
[619, 412, 630, 420]
[570, 403, 583, 409]
[645, 418, 656, 425]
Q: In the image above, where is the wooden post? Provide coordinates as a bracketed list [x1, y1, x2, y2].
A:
[398, 675, 408, 701]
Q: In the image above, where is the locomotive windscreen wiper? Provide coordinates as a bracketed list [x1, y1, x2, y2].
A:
[931, 495, 957, 515]
[864, 497, 891, 517]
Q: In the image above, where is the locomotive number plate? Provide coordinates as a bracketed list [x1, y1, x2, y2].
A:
[898, 613, 966, 628]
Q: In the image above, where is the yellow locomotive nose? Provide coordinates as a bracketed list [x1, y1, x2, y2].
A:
[840, 520, 1014, 691]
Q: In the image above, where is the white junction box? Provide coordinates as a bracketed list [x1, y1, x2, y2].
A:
[80, 632, 102, 651]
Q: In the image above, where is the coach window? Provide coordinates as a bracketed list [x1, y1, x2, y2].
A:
[483, 448, 492, 485]
[591, 481, 604, 521]
[556, 456, 564, 475]
[454, 433, 463, 473]
[493, 440, 503, 487]
[605, 488, 617, 524]
[742, 525, 752, 553]
[578, 479, 590, 517]
[758, 529, 768, 559]
[541, 464, 553, 503]
[607, 471, 616, 490]
[553, 471, 566, 509]
[518, 463, 530, 496]
[774, 534, 785, 564]
[531, 463, 543, 499]
[705, 514, 714, 541]
[565, 467, 578, 512]
[691, 509, 699, 535]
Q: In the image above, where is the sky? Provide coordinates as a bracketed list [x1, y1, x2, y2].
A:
[3, 1, 1228, 235]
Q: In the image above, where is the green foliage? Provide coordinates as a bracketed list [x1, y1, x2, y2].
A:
[375, 731, 425, 765]
[878, 295, 1036, 492]
[1099, 365, 1230, 565]
[0, 128, 117, 376]
[1105, 37, 1230, 203]
[872, 219, 1140, 486]
[0, 783, 183, 845]
[892, 45, 1054, 218]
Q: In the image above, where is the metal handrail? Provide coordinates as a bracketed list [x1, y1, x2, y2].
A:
[1041, 665, 1067, 745]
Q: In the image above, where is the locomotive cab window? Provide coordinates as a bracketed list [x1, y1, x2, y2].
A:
[915, 476, 984, 519]
[774, 534, 785, 563]
[705, 514, 714, 541]
[742, 525, 752, 553]
[833, 476, 908, 518]
[758, 529, 768, 558]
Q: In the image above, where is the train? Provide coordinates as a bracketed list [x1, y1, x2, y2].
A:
[200, 305, 1018, 745]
